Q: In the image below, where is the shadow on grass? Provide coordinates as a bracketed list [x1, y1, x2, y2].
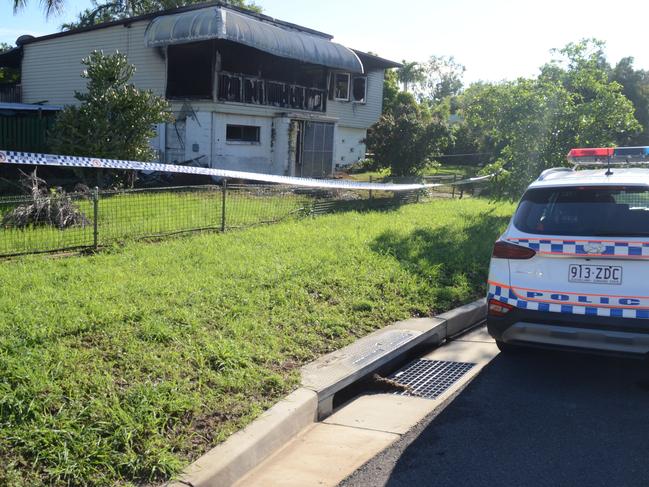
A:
[370, 209, 510, 310]
[310, 192, 418, 216]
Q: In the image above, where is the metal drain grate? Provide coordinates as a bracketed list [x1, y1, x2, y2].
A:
[389, 359, 476, 399]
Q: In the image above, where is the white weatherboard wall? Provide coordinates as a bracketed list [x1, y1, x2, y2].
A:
[325, 70, 384, 129]
[21, 21, 165, 105]
[335, 127, 367, 166]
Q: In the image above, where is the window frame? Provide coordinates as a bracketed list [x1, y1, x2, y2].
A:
[332, 72, 351, 101]
[226, 124, 261, 144]
[351, 76, 367, 104]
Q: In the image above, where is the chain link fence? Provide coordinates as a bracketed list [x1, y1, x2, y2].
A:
[0, 177, 475, 257]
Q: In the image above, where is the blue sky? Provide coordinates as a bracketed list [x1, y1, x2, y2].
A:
[2, 0, 649, 82]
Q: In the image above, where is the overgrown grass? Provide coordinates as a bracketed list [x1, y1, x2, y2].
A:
[0, 198, 514, 486]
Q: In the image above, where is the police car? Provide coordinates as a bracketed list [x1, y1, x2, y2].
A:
[487, 147, 649, 355]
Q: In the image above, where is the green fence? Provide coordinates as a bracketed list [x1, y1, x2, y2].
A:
[0, 115, 56, 153]
[0, 182, 448, 257]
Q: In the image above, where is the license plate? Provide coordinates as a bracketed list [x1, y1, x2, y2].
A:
[569, 264, 623, 285]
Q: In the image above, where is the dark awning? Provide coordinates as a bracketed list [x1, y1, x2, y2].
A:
[144, 6, 364, 73]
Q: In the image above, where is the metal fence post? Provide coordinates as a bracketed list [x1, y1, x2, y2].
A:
[451, 174, 457, 198]
[221, 179, 227, 232]
[93, 186, 99, 250]
[369, 175, 373, 200]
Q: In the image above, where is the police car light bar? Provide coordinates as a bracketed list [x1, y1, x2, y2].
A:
[568, 146, 649, 167]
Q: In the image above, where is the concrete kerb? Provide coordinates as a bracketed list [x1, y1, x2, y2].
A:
[169, 298, 486, 487]
[438, 298, 488, 338]
[169, 388, 318, 487]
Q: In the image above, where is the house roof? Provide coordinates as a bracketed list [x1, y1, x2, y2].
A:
[17, 1, 335, 45]
[0, 1, 401, 72]
[144, 6, 364, 73]
[353, 50, 402, 70]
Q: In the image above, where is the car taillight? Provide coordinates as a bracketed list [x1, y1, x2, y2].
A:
[488, 298, 515, 317]
[492, 240, 536, 259]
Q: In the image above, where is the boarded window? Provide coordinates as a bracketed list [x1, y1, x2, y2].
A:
[167, 42, 214, 99]
[226, 125, 260, 143]
[352, 76, 367, 103]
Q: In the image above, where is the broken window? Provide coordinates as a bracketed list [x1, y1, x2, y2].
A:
[352, 76, 367, 103]
[307, 88, 324, 111]
[332, 73, 350, 101]
[166, 42, 215, 99]
[214, 41, 327, 112]
[226, 125, 261, 143]
[243, 77, 265, 104]
[290, 86, 306, 109]
[267, 81, 289, 107]
[218, 73, 242, 102]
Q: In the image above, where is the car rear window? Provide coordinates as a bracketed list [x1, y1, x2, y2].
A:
[514, 186, 649, 237]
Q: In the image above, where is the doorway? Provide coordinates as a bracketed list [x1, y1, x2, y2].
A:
[295, 121, 334, 178]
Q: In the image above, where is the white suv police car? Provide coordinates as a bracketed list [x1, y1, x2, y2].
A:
[487, 147, 649, 355]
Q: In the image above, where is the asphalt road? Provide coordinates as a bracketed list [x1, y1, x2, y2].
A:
[340, 349, 649, 487]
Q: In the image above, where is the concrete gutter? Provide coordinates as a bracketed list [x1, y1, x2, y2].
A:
[170, 298, 486, 487]
[173, 388, 317, 487]
[301, 316, 446, 418]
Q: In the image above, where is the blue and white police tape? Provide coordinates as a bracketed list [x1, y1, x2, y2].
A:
[0, 149, 494, 192]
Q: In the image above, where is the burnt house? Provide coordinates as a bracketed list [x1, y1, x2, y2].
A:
[0, 2, 400, 177]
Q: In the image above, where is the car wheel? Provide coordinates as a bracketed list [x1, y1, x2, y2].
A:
[496, 340, 521, 354]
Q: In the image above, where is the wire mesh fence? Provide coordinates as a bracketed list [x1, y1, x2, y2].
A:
[0, 178, 476, 257]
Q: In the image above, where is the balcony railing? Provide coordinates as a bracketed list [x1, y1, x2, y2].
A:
[0, 84, 21, 103]
[217, 72, 325, 112]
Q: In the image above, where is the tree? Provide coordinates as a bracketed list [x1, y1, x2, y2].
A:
[610, 57, 649, 145]
[397, 61, 425, 93]
[13, 0, 63, 16]
[382, 67, 400, 114]
[49, 51, 172, 187]
[414, 55, 466, 104]
[366, 92, 450, 177]
[461, 39, 640, 199]
[0, 43, 20, 84]
[62, 0, 261, 30]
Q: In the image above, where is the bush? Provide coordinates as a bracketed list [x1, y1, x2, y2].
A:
[49, 51, 172, 188]
[365, 93, 450, 177]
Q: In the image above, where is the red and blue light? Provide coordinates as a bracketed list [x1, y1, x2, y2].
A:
[567, 146, 649, 163]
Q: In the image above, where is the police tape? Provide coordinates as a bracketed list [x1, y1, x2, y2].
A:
[0, 149, 494, 192]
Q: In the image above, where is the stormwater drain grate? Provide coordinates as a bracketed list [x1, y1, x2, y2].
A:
[388, 359, 476, 399]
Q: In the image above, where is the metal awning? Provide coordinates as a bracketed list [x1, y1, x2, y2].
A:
[144, 6, 364, 73]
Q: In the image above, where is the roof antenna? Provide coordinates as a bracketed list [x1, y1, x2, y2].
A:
[605, 152, 613, 176]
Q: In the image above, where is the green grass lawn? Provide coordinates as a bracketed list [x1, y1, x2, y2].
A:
[0, 198, 514, 486]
